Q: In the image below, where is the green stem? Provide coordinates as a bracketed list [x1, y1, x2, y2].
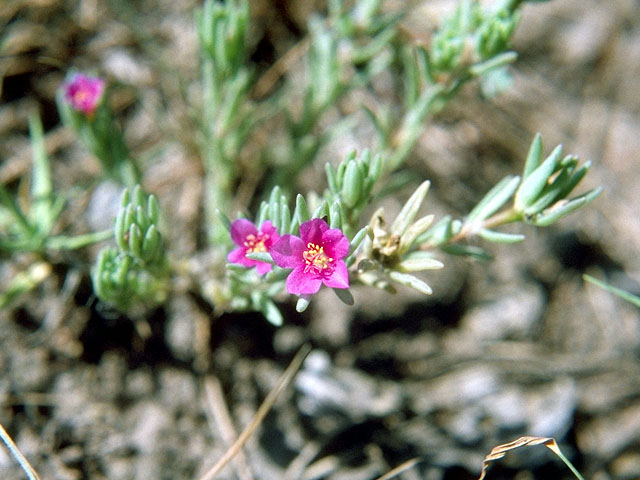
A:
[201, 56, 236, 243]
[482, 207, 523, 231]
[0, 184, 36, 236]
[450, 207, 522, 244]
[45, 229, 113, 250]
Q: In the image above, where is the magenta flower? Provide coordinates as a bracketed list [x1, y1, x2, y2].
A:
[270, 218, 350, 296]
[228, 219, 280, 275]
[63, 73, 106, 116]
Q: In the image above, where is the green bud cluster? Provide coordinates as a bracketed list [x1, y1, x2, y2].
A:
[325, 150, 383, 236]
[93, 248, 168, 310]
[196, 0, 249, 83]
[255, 186, 297, 237]
[114, 186, 164, 265]
[92, 186, 169, 312]
[428, 0, 519, 76]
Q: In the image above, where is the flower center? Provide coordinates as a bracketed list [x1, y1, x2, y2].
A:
[73, 89, 91, 103]
[303, 242, 333, 274]
[244, 233, 269, 253]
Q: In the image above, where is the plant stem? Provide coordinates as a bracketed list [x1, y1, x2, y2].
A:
[45, 229, 113, 250]
[450, 207, 522, 244]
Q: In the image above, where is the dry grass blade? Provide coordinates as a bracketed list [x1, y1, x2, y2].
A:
[0, 421, 41, 480]
[477, 436, 584, 480]
[203, 376, 254, 480]
[198, 344, 311, 480]
[374, 457, 422, 480]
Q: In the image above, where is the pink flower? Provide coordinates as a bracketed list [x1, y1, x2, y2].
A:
[228, 219, 280, 275]
[63, 73, 105, 115]
[270, 218, 350, 296]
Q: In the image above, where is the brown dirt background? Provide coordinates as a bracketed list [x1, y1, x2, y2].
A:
[1, 0, 639, 479]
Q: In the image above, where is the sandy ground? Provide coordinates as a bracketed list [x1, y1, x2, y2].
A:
[1, 1, 640, 479]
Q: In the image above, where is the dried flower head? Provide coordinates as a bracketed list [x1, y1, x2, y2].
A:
[271, 218, 350, 295]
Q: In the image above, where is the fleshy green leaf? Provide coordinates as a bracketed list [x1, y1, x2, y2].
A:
[325, 163, 339, 194]
[530, 187, 602, 226]
[515, 144, 563, 211]
[348, 226, 369, 255]
[147, 194, 160, 225]
[294, 194, 310, 224]
[441, 244, 492, 260]
[341, 160, 364, 208]
[333, 288, 354, 305]
[28, 113, 55, 232]
[389, 271, 433, 295]
[398, 251, 444, 272]
[391, 180, 430, 236]
[329, 201, 343, 229]
[416, 215, 453, 247]
[400, 214, 435, 253]
[217, 209, 232, 231]
[469, 51, 517, 77]
[478, 228, 525, 243]
[312, 200, 330, 221]
[128, 224, 143, 258]
[296, 297, 311, 313]
[467, 175, 520, 223]
[262, 299, 283, 326]
[245, 252, 274, 264]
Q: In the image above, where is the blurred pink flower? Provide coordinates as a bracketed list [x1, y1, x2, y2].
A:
[228, 219, 279, 275]
[63, 73, 105, 115]
[270, 218, 350, 295]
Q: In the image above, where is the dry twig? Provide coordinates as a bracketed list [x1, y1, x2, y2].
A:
[199, 344, 311, 480]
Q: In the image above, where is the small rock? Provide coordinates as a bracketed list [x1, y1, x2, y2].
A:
[296, 350, 402, 421]
[526, 378, 576, 438]
[165, 297, 197, 362]
[461, 283, 544, 341]
[158, 368, 197, 409]
[128, 401, 171, 454]
[85, 181, 123, 232]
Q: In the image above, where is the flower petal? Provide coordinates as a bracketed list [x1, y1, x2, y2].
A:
[323, 260, 350, 289]
[322, 228, 350, 259]
[255, 261, 273, 275]
[299, 218, 329, 244]
[230, 218, 257, 246]
[286, 267, 323, 295]
[227, 247, 252, 267]
[270, 234, 305, 268]
[260, 220, 279, 239]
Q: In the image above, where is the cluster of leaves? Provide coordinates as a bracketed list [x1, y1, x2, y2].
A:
[0, 114, 110, 255]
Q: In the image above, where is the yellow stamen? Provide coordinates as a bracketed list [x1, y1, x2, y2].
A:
[244, 233, 269, 253]
[303, 242, 333, 274]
